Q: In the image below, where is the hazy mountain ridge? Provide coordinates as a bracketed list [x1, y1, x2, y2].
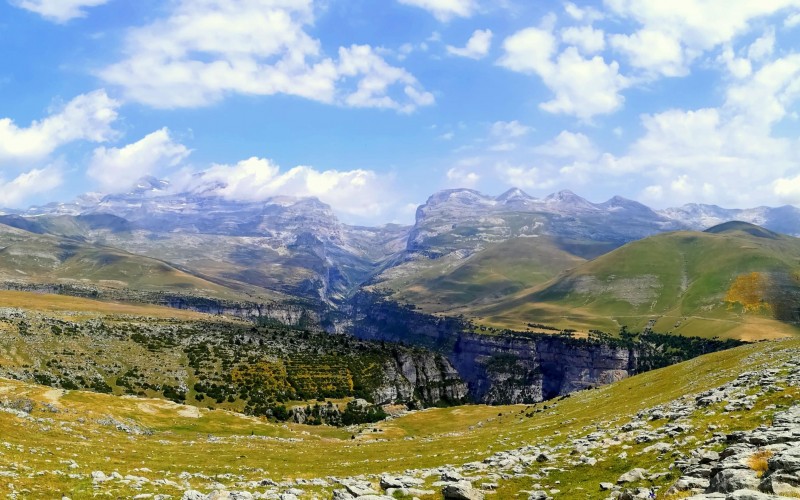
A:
[407, 187, 684, 258]
[14, 179, 409, 302]
[5, 182, 800, 308]
[659, 203, 800, 235]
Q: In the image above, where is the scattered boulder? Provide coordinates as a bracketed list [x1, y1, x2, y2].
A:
[709, 469, 761, 493]
[181, 492, 206, 500]
[527, 491, 550, 500]
[442, 481, 484, 500]
[617, 468, 648, 484]
[442, 470, 465, 482]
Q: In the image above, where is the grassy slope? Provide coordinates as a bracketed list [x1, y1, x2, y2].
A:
[0, 223, 275, 302]
[0, 337, 798, 498]
[385, 237, 586, 313]
[467, 226, 800, 339]
[0, 290, 211, 319]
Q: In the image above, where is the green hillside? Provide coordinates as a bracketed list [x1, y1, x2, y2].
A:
[0, 213, 133, 239]
[384, 237, 586, 313]
[468, 223, 800, 339]
[0, 222, 262, 301]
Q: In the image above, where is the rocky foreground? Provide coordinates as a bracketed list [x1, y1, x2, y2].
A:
[17, 347, 790, 500]
[315, 356, 800, 500]
[671, 403, 800, 499]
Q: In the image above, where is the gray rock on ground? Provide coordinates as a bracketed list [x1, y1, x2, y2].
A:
[442, 480, 485, 500]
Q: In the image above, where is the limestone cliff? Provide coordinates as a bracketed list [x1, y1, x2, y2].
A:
[348, 292, 637, 404]
[450, 333, 634, 404]
[372, 350, 469, 405]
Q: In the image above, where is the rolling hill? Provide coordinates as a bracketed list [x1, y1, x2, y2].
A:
[467, 222, 800, 339]
[0, 221, 266, 302]
[382, 236, 586, 313]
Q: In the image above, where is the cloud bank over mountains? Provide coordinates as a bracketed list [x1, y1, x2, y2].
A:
[3, 0, 800, 222]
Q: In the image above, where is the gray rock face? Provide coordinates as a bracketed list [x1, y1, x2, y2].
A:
[441, 481, 485, 500]
[709, 469, 761, 493]
[23, 178, 410, 304]
[350, 294, 637, 404]
[526, 491, 550, 500]
[760, 471, 800, 496]
[767, 448, 800, 472]
[405, 188, 684, 261]
[181, 492, 206, 500]
[371, 350, 469, 405]
[15, 182, 800, 314]
[450, 333, 634, 403]
[659, 203, 800, 236]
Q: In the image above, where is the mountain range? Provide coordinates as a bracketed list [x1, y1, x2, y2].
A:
[1, 180, 800, 339]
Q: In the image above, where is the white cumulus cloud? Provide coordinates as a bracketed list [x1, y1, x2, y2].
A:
[11, 0, 110, 23]
[495, 163, 556, 190]
[87, 128, 191, 192]
[612, 55, 800, 206]
[718, 47, 753, 79]
[0, 90, 119, 164]
[490, 50, 800, 208]
[498, 27, 557, 74]
[178, 157, 395, 218]
[747, 29, 776, 62]
[774, 174, 800, 201]
[534, 131, 598, 161]
[338, 45, 435, 113]
[499, 27, 628, 120]
[490, 120, 530, 139]
[397, 0, 477, 21]
[563, 2, 604, 23]
[488, 120, 531, 151]
[0, 166, 63, 208]
[605, 0, 800, 76]
[446, 166, 480, 187]
[610, 29, 686, 77]
[561, 26, 605, 55]
[447, 29, 493, 59]
[100, 0, 433, 112]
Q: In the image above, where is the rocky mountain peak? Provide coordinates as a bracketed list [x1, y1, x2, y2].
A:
[496, 187, 534, 204]
[544, 189, 598, 211]
[600, 195, 653, 213]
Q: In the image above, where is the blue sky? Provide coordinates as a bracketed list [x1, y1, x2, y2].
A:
[2, 0, 800, 224]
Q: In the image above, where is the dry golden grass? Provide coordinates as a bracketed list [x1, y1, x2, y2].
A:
[662, 491, 699, 499]
[725, 272, 771, 313]
[748, 449, 774, 477]
[0, 290, 214, 320]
